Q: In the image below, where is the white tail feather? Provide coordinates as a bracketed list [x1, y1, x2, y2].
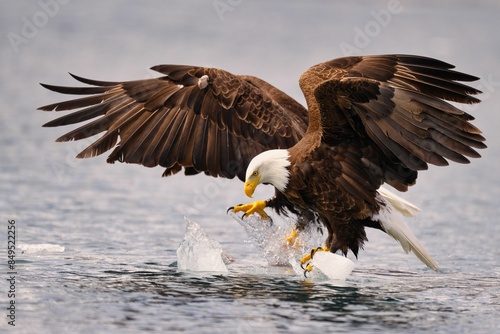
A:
[374, 191, 439, 272]
[378, 186, 421, 217]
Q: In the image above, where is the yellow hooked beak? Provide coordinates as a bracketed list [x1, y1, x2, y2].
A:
[244, 176, 260, 198]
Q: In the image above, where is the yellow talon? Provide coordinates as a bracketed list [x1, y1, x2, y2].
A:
[300, 246, 330, 274]
[285, 228, 301, 248]
[300, 251, 313, 266]
[300, 246, 329, 265]
[231, 200, 269, 220]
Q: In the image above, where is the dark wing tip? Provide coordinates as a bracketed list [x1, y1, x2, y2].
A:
[39, 82, 66, 95]
[41, 120, 55, 127]
[68, 72, 119, 86]
[395, 54, 456, 70]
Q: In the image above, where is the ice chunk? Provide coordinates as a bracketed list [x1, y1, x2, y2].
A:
[18, 243, 65, 254]
[290, 252, 355, 281]
[176, 218, 228, 272]
[312, 251, 355, 280]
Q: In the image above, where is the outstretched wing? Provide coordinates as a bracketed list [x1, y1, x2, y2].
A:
[302, 54, 485, 192]
[39, 66, 308, 180]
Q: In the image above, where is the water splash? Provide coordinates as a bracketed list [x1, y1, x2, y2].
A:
[229, 211, 355, 280]
[176, 218, 229, 272]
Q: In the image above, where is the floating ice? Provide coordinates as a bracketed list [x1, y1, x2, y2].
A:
[312, 252, 355, 280]
[18, 243, 65, 254]
[290, 252, 355, 281]
[230, 211, 355, 281]
[176, 218, 228, 272]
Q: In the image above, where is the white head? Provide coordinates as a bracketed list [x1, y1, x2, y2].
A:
[244, 149, 291, 197]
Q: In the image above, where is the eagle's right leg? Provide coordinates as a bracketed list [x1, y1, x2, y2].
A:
[229, 200, 269, 220]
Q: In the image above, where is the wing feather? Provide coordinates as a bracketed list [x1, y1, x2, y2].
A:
[40, 66, 309, 179]
[43, 103, 110, 127]
[303, 54, 485, 192]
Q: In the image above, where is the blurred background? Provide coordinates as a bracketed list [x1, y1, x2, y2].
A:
[1, 1, 499, 333]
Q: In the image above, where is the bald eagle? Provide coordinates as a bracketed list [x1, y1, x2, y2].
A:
[39, 55, 485, 272]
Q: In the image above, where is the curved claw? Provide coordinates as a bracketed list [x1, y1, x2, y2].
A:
[300, 246, 330, 277]
[303, 263, 315, 278]
[230, 200, 269, 220]
[226, 205, 242, 214]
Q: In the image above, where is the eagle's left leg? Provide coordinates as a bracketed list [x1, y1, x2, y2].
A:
[300, 224, 333, 275]
[301, 222, 366, 275]
[300, 246, 330, 274]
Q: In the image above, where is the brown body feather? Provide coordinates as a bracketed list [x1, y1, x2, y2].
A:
[282, 54, 484, 256]
[40, 55, 485, 258]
